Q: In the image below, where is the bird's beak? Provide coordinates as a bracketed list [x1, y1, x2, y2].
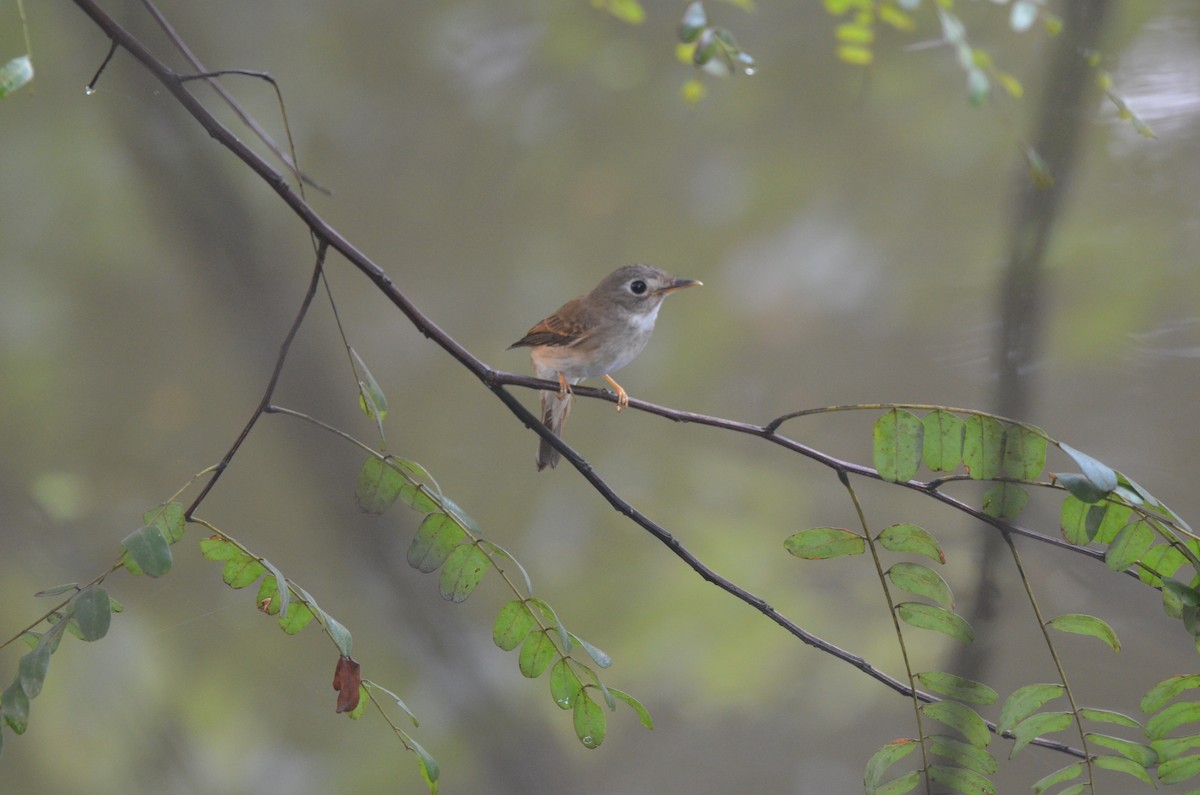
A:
[657, 278, 703, 295]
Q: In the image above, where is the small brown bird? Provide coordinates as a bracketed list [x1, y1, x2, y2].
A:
[509, 264, 702, 470]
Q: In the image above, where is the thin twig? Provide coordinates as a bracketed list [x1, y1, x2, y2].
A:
[139, 0, 331, 194]
[184, 242, 327, 518]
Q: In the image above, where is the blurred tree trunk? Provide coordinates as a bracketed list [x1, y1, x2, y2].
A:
[955, 0, 1114, 681]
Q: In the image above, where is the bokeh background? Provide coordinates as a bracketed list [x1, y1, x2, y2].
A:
[3, 1, 1200, 792]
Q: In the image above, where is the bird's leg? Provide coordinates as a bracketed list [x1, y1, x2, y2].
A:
[603, 374, 629, 411]
[555, 371, 572, 400]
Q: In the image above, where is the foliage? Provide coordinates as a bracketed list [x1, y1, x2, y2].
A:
[784, 404, 1200, 793]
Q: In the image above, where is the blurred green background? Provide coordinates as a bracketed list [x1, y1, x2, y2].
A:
[3, 1, 1200, 792]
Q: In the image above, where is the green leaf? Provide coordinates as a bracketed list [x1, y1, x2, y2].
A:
[256, 576, 282, 616]
[199, 536, 241, 560]
[319, 609, 353, 657]
[1085, 733, 1157, 767]
[550, 658, 583, 710]
[873, 409, 923, 482]
[1142, 674, 1200, 713]
[1060, 496, 1103, 544]
[1093, 753, 1153, 784]
[922, 410, 964, 472]
[259, 558, 290, 622]
[1139, 543, 1188, 587]
[1045, 613, 1120, 652]
[678, 1, 706, 43]
[72, 587, 112, 642]
[1105, 520, 1154, 572]
[1079, 708, 1142, 729]
[998, 684, 1063, 735]
[278, 600, 314, 635]
[887, 564, 954, 610]
[927, 764, 996, 794]
[2, 681, 29, 734]
[529, 598, 572, 652]
[1002, 424, 1046, 480]
[609, 687, 653, 729]
[784, 527, 865, 559]
[1031, 762, 1083, 795]
[1011, 712, 1072, 756]
[915, 672, 997, 706]
[981, 482, 1028, 520]
[568, 633, 612, 669]
[864, 739, 918, 790]
[493, 600, 535, 651]
[351, 347, 388, 423]
[1093, 501, 1133, 544]
[1158, 753, 1200, 784]
[355, 456, 405, 515]
[1056, 472, 1108, 504]
[518, 630, 557, 679]
[222, 555, 267, 589]
[403, 730, 440, 791]
[1164, 578, 1200, 610]
[896, 603, 974, 644]
[1059, 442, 1117, 494]
[1147, 701, 1200, 741]
[437, 543, 491, 603]
[921, 701, 991, 748]
[143, 502, 186, 544]
[0, 55, 34, 97]
[572, 690, 606, 748]
[407, 513, 466, 573]
[121, 525, 172, 577]
[878, 523, 945, 564]
[962, 415, 1004, 480]
[18, 644, 50, 699]
[1152, 734, 1200, 762]
[927, 734, 997, 776]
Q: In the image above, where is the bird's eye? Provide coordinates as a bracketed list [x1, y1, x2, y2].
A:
[630, 280, 648, 295]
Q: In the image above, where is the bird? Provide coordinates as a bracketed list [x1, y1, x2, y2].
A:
[509, 264, 702, 470]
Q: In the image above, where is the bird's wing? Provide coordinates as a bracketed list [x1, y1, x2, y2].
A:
[508, 297, 594, 349]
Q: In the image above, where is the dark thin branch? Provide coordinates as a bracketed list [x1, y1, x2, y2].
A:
[184, 242, 327, 518]
[139, 0, 331, 194]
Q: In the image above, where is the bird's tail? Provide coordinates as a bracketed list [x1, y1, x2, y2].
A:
[536, 389, 573, 471]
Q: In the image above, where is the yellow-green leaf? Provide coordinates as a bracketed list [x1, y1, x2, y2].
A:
[784, 527, 865, 559]
[896, 603, 974, 644]
[962, 415, 1004, 480]
[921, 701, 991, 748]
[999, 684, 1063, 735]
[864, 739, 918, 790]
[888, 563, 954, 609]
[874, 409, 923, 482]
[1105, 520, 1154, 572]
[1046, 613, 1120, 652]
[915, 671, 997, 706]
[922, 410, 964, 472]
[1011, 712, 1071, 756]
[878, 523, 945, 564]
[437, 543, 491, 603]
